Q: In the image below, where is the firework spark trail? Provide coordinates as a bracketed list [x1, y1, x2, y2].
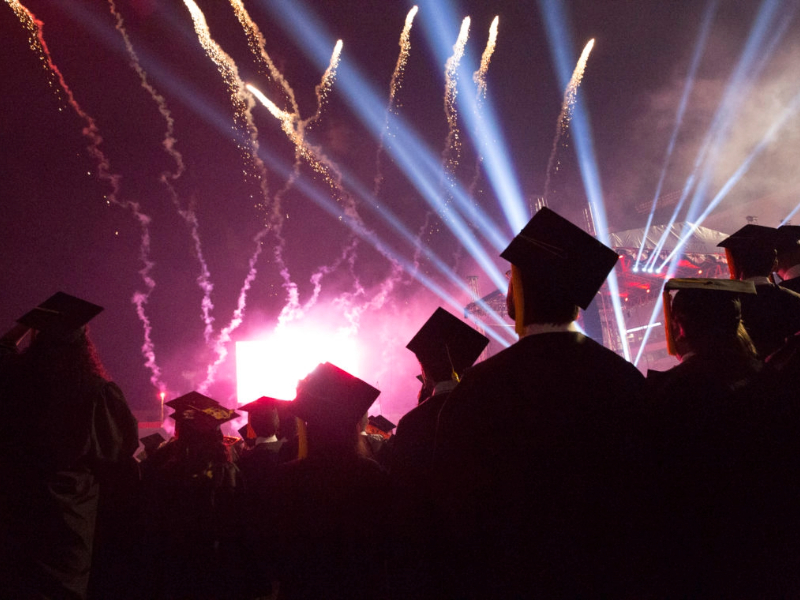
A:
[543, 38, 595, 202]
[441, 17, 471, 176]
[300, 40, 343, 133]
[228, 0, 299, 116]
[108, 0, 216, 344]
[473, 16, 499, 100]
[337, 259, 405, 338]
[182, 0, 269, 217]
[247, 84, 328, 322]
[5, 1, 65, 105]
[373, 6, 419, 198]
[7, 0, 164, 390]
[467, 16, 499, 201]
[199, 230, 268, 393]
[184, 0, 282, 382]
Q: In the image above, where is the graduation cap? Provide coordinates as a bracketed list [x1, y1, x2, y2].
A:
[166, 391, 238, 426]
[368, 415, 396, 435]
[170, 404, 239, 426]
[140, 432, 166, 455]
[165, 391, 220, 412]
[238, 396, 284, 438]
[17, 292, 103, 339]
[717, 224, 779, 279]
[662, 278, 757, 355]
[500, 207, 619, 311]
[237, 396, 284, 415]
[406, 308, 489, 382]
[717, 224, 779, 250]
[291, 362, 380, 426]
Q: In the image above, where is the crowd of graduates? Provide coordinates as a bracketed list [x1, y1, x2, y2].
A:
[4, 209, 800, 599]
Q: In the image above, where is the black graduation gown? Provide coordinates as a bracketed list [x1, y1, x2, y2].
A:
[431, 332, 645, 598]
[740, 282, 800, 358]
[389, 389, 453, 599]
[234, 439, 284, 597]
[268, 454, 391, 600]
[642, 352, 792, 596]
[139, 438, 242, 599]
[0, 361, 138, 600]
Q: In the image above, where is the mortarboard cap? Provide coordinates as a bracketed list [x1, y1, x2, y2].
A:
[368, 415, 396, 434]
[140, 432, 166, 454]
[169, 404, 239, 426]
[238, 396, 284, 414]
[165, 391, 220, 411]
[166, 391, 237, 426]
[717, 224, 779, 250]
[661, 278, 756, 355]
[406, 308, 489, 378]
[500, 207, 619, 310]
[717, 224, 779, 279]
[291, 362, 380, 426]
[17, 292, 103, 338]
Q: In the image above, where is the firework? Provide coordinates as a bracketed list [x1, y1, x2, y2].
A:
[543, 38, 595, 202]
[467, 16, 500, 200]
[473, 16, 499, 99]
[109, 0, 216, 345]
[228, 0, 299, 116]
[442, 16, 471, 175]
[8, 0, 163, 390]
[182, 0, 269, 215]
[374, 6, 419, 198]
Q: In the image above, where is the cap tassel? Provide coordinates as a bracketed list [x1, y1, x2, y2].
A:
[445, 343, 460, 383]
[511, 264, 525, 337]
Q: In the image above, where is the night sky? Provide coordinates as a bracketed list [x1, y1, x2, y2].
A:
[2, 0, 799, 424]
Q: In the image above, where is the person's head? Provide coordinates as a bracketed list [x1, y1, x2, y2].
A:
[406, 308, 489, 386]
[718, 224, 779, 280]
[167, 391, 238, 443]
[501, 208, 618, 333]
[17, 292, 109, 380]
[506, 266, 579, 326]
[238, 396, 282, 438]
[663, 278, 757, 360]
[291, 363, 380, 457]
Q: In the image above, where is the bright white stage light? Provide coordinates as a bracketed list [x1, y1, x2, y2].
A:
[236, 327, 360, 405]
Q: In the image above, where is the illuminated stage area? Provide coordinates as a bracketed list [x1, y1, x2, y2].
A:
[2, 0, 798, 427]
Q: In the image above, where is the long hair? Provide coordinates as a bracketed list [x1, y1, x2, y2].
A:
[26, 325, 109, 384]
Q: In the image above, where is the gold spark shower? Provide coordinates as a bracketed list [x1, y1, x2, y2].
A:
[108, 0, 216, 346]
[8, 0, 163, 392]
[184, 0, 277, 390]
[442, 16, 471, 175]
[473, 16, 499, 99]
[374, 5, 419, 198]
[468, 16, 500, 199]
[228, 0, 299, 117]
[543, 38, 596, 202]
[301, 39, 344, 132]
[5, 0, 64, 105]
[182, 0, 269, 216]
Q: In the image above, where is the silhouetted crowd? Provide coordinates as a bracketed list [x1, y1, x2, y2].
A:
[4, 212, 800, 599]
